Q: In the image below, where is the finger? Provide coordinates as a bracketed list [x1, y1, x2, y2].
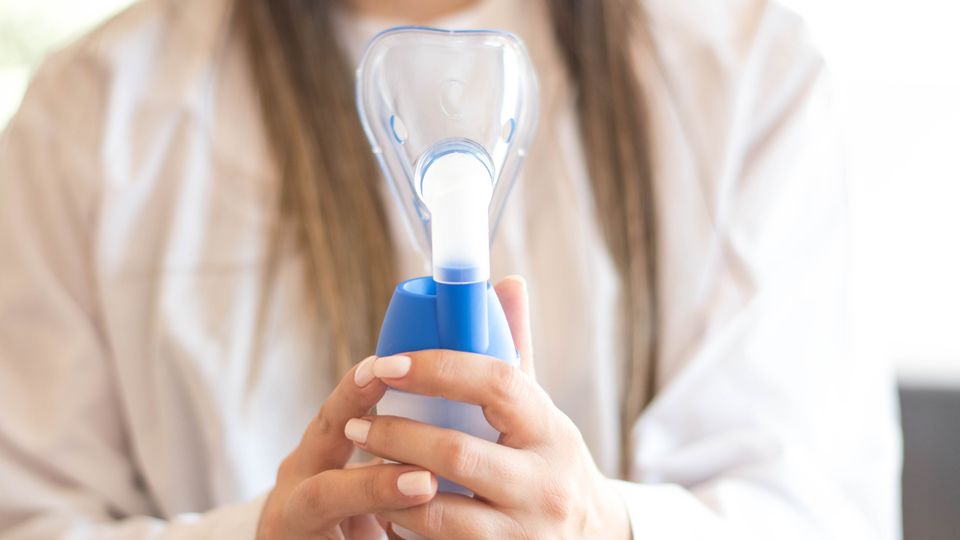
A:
[290, 464, 437, 531]
[381, 493, 518, 540]
[294, 356, 388, 474]
[371, 351, 553, 445]
[494, 275, 535, 376]
[346, 415, 534, 504]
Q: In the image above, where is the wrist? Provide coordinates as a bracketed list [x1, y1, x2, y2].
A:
[256, 487, 285, 540]
[605, 481, 632, 540]
[585, 475, 631, 540]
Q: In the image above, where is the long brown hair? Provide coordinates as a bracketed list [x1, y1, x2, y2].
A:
[235, 0, 658, 470]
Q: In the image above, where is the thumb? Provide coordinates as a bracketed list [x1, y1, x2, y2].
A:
[494, 275, 535, 377]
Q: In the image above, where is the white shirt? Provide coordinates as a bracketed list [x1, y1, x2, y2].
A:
[0, 0, 901, 538]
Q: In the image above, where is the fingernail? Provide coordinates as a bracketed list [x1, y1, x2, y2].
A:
[354, 355, 377, 387]
[373, 355, 411, 379]
[505, 274, 527, 288]
[344, 418, 371, 444]
[397, 470, 434, 497]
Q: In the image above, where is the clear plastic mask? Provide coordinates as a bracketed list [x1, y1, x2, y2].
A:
[356, 26, 539, 282]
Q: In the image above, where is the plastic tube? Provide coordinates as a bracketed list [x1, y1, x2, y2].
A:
[420, 151, 493, 351]
[420, 152, 492, 285]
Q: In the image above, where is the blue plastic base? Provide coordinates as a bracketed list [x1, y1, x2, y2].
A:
[375, 276, 518, 493]
[376, 277, 516, 360]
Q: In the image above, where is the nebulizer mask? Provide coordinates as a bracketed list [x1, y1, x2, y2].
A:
[356, 27, 538, 493]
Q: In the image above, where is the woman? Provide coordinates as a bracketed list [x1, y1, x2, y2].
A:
[0, 0, 900, 538]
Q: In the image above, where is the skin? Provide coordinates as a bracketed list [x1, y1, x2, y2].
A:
[255, 348, 433, 539]
[257, 277, 630, 539]
[256, 2, 631, 537]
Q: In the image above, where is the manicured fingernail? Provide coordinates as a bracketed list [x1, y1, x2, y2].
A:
[504, 274, 527, 287]
[373, 355, 411, 379]
[344, 418, 371, 444]
[354, 355, 377, 387]
[397, 470, 434, 497]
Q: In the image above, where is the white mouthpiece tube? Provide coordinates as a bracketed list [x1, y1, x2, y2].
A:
[420, 152, 493, 284]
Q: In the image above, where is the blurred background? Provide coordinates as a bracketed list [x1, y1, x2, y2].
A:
[2, 0, 958, 538]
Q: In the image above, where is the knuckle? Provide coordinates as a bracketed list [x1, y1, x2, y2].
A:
[423, 500, 446, 534]
[539, 476, 576, 522]
[362, 469, 387, 506]
[539, 407, 578, 447]
[434, 349, 456, 385]
[312, 406, 336, 439]
[277, 453, 298, 481]
[445, 434, 482, 479]
[554, 413, 581, 444]
[291, 476, 326, 514]
[491, 363, 527, 403]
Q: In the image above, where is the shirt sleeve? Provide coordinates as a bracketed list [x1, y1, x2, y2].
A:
[617, 5, 901, 540]
[0, 52, 266, 540]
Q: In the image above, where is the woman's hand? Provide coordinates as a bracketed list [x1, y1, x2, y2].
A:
[257, 358, 439, 539]
[345, 277, 630, 540]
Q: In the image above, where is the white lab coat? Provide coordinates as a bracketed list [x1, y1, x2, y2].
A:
[0, 0, 901, 538]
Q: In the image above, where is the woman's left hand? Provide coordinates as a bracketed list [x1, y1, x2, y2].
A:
[344, 277, 630, 539]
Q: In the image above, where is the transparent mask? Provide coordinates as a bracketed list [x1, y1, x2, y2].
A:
[356, 26, 539, 283]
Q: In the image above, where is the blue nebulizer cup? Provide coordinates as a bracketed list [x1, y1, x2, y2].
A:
[356, 27, 539, 494]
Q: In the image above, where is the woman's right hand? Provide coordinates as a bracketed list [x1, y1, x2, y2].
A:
[257, 355, 437, 539]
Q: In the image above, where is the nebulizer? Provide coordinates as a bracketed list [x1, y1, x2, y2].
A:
[356, 27, 538, 494]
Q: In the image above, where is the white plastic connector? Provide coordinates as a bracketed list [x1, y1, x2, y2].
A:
[420, 152, 493, 284]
